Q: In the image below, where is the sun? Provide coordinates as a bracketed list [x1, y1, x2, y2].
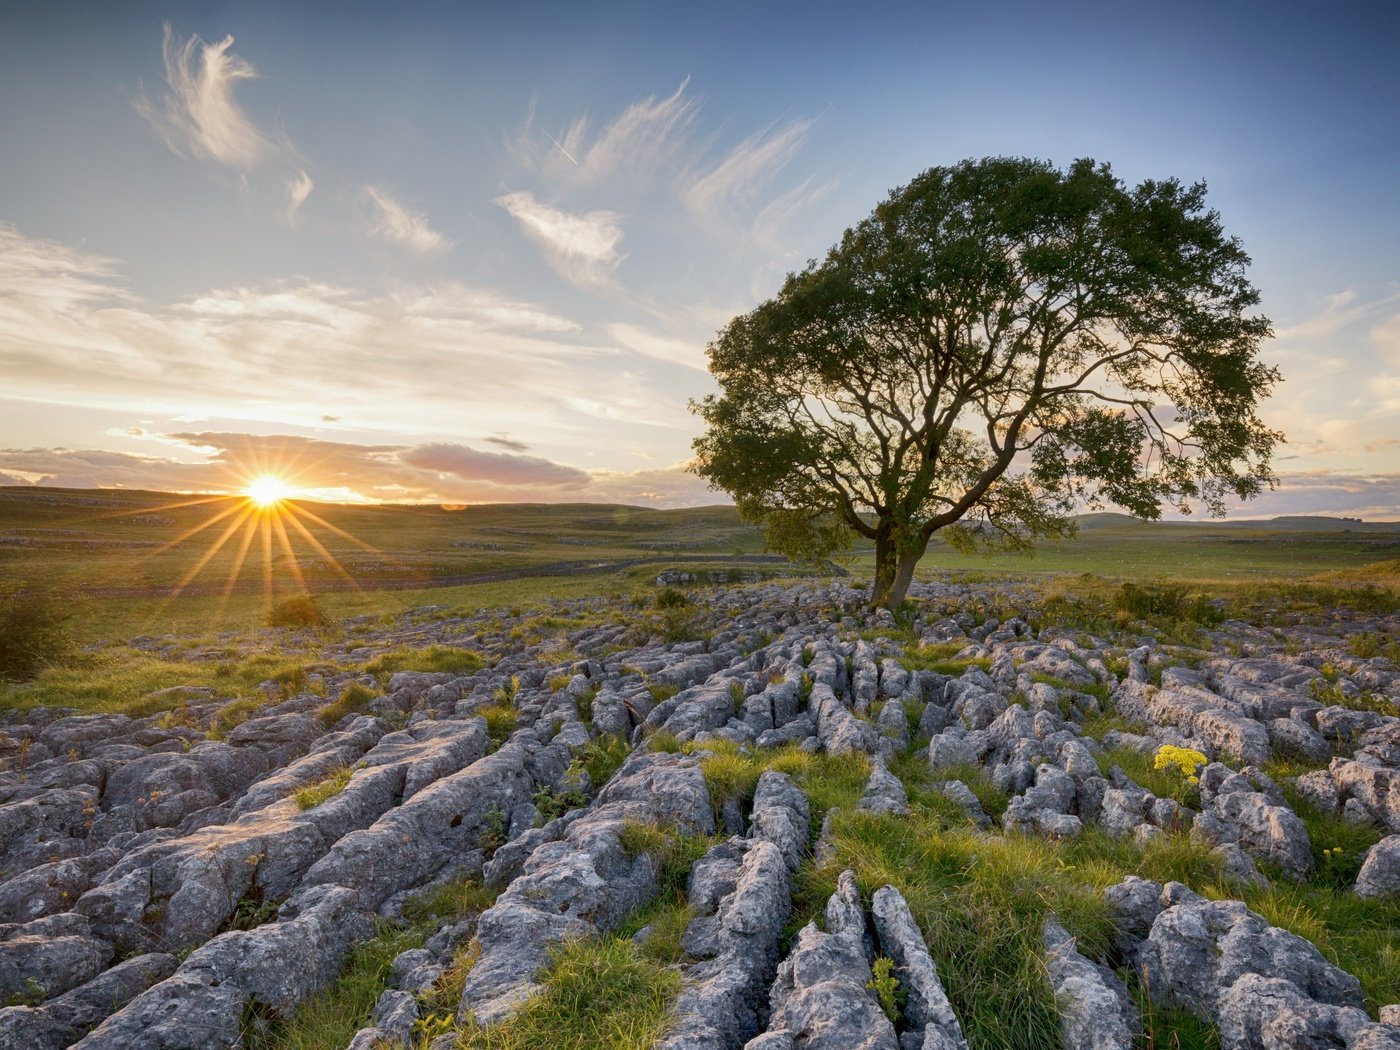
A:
[245, 475, 292, 508]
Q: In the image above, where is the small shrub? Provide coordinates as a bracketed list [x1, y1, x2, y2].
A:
[478, 704, 519, 748]
[267, 595, 326, 628]
[206, 696, 264, 739]
[0, 588, 70, 681]
[492, 674, 522, 705]
[647, 681, 681, 704]
[1154, 745, 1208, 781]
[646, 729, 684, 753]
[867, 955, 905, 1025]
[580, 735, 631, 787]
[295, 767, 353, 810]
[653, 587, 691, 609]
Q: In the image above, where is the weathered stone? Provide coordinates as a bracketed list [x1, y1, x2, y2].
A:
[871, 885, 968, 1050]
[1355, 835, 1400, 899]
[1042, 918, 1136, 1050]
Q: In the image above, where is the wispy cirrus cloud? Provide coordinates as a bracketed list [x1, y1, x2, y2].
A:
[285, 170, 314, 225]
[682, 119, 813, 222]
[508, 80, 827, 242]
[511, 80, 700, 186]
[495, 191, 623, 287]
[363, 186, 451, 255]
[135, 24, 279, 169]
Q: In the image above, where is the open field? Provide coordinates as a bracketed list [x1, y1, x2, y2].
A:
[1, 567, 1398, 1049]
[2, 487, 1398, 650]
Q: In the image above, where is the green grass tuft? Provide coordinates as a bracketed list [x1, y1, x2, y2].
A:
[293, 766, 353, 810]
[462, 936, 682, 1049]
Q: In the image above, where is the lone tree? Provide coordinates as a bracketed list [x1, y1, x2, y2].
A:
[692, 157, 1280, 609]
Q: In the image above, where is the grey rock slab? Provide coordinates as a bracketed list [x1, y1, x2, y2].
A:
[301, 736, 542, 910]
[1042, 918, 1136, 1050]
[0, 951, 175, 1050]
[756, 871, 897, 1050]
[871, 884, 968, 1050]
[0, 911, 113, 1002]
[74, 884, 374, 1049]
[1215, 972, 1372, 1050]
[657, 838, 793, 1050]
[1139, 896, 1364, 1023]
[1355, 835, 1400, 899]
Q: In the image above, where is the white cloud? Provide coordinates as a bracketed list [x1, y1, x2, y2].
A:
[683, 119, 813, 222]
[136, 24, 275, 169]
[0, 222, 696, 456]
[511, 80, 699, 186]
[363, 186, 451, 254]
[495, 191, 624, 287]
[285, 170, 314, 224]
[606, 323, 707, 371]
[0, 437, 722, 507]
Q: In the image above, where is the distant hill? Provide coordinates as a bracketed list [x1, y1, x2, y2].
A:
[1216, 516, 1400, 533]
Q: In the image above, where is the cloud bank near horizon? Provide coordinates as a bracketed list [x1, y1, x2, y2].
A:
[0, 431, 718, 508]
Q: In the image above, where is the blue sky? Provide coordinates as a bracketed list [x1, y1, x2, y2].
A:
[2, 0, 1398, 515]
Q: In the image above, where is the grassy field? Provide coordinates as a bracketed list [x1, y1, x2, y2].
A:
[1, 487, 1397, 653]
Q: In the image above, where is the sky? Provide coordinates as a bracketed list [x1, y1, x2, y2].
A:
[1, 0, 1398, 517]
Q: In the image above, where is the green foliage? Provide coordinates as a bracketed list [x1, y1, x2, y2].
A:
[462, 936, 682, 1049]
[1306, 677, 1400, 719]
[5, 976, 46, 1008]
[1113, 583, 1224, 628]
[579, 734, 631, 787]
[692, 156, 1279, 608]
[899, 642, 991, 676]
[0, 588, 70, 682]
[294, 766, 353, 810]
[799, 810, 1116, 1049]
[362, 644, 486, 677]
[1097, 745, 1201, 807]
[867, 955, 905, 1025]
[644, 728, 684, 753]
[478, 703, 520, 748]
[647, 681, 681, 704]
[653, 587, 691, 609]
[533, 764, 591, 825]
[315, 682, 378, 727]
[1347, 631, 1400, 661]
[266, 595, 326, 628]
[208, 695, 265, 738]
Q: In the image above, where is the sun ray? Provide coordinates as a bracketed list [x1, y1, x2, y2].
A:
[282, 503, 359, 587]
[143, 498, 246, 560]
[218, 508, 263, 620]
[83, 494, 232, 524]
[260, 512, 274, 604]
[269, 508, 308, 595]
[169, 503, 257, 598]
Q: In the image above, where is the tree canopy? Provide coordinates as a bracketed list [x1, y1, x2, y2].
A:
[691, 157, 1281, 608]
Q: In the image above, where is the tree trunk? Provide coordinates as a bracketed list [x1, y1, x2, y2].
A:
[870, 531, 923, 610]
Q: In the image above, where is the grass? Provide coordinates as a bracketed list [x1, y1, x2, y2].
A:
[691, 739, 871, 837]
[1095, 745, 1200, 807]
[362, 644, 487, 677]
[315, 682, 378, 727]
[293, 767, 353, 810]
[798, 808, 1116, 1049]
[900, 641, 992, 675]
[250, 876, 497, 1050]
[477, 703, 520, 748]
[460, 936, 682, 1049]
